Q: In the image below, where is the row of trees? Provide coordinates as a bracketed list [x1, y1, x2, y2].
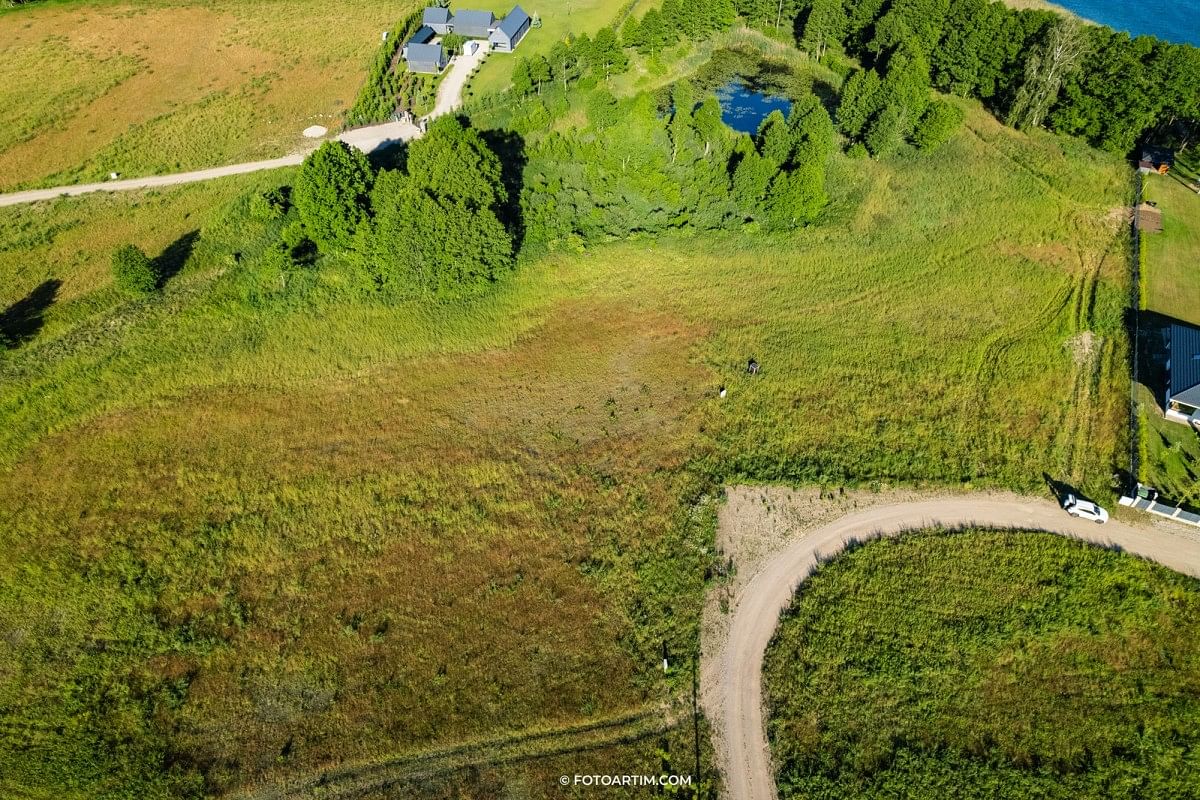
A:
[345, 10, 432, 126]
[787, 0, 1199, 154]
[510, 0, 739, 99]
[288, 118, 514, 295]
[836, 44, 964, 156]
[620, 0, 736, 55]
[520, 81, 837, 247]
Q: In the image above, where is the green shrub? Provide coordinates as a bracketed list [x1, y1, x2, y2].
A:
[912, 99, 965, 151]
[111, 244, 158, 295]
[293, 141, 373, 253]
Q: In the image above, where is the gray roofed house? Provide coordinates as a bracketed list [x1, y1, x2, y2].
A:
[489, 5, 530, 51]
[423, 6, 452, 34]
[405, 42, 448, 74]
[1167, 322, 1200, 426]
[450, 9, 496, 37]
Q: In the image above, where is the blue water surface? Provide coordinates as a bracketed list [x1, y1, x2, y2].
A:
[717, 81, 792, 135]
[1051, 0, 1199, 46]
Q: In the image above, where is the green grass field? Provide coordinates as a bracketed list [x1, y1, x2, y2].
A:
[1135, 154, 1200, 506]
[1142, 164, 1200, 327]
[0, 0, 414, 191]
[763, 529, 1200, 799]
[0, 52, 1138, 796]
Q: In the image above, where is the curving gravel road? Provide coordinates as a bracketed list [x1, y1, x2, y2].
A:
[704, 496, 1200, 800]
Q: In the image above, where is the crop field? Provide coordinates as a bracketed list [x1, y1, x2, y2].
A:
[0, 103, 1131, 798]
[0, 0, 413, 191]
[763, 529, 1200, 798]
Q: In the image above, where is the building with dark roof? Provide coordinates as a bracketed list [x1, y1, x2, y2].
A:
[450, 9, 496, 37]
[1167, 322, 1200, 426]
[489, 5, 531, 51]
[1139, 146, 1176, 175]
[405, 42, 448, 74]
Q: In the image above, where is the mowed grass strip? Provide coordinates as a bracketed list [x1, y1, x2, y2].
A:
[1142, 164, 1200, 327]
[763, 529, 1200, 799]
[0, 0, 414, 191]
[0, 104, 1131, 796]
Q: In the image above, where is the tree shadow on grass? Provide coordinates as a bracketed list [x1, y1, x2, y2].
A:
[0, 279, 61, 348]
[154, 230, 199, 287]
[479, 126, 527, 252]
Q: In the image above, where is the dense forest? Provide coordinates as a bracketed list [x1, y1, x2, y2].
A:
[740, 0, 1200, 154]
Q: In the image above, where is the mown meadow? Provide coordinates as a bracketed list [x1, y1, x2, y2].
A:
[1137, 152, 1200, 509]
[0, 0, 416, 190]
[0, 94, 1133, 797]
[763, 528, 1200, 799]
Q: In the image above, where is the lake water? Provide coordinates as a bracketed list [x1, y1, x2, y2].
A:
[716, 81, 792, 135]
[1052, 0, 1200, 46]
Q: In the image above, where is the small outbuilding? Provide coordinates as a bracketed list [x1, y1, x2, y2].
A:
[405, 42, 448, 74]
[489, 5, 531, 52]
[1137, 201, 1163, 233]
[1138, 146, 1175, 175]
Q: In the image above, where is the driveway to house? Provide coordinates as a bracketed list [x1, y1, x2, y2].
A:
[0, 118, 424, 209]
[704, 495, 1200, 800]
[427, 43, 489, 121]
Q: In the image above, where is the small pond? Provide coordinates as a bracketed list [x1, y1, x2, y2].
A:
[716, 80, 792, 135]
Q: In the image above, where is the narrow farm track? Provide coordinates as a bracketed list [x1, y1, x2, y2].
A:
[703, 496, 1200, 800]
[232, 707, 671, 800]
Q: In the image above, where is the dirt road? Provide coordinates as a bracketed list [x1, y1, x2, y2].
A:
[703, 495, 1200, 800]
[0, 120, 421, 209]
[428, 43, 489, 120]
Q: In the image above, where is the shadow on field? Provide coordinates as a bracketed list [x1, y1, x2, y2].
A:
[154, 230, 199, 287]
[1042, 473, 1083, 507]
[0, 278, 61, 348]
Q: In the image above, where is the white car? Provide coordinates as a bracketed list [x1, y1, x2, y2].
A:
[1063, 494, 1109, 524]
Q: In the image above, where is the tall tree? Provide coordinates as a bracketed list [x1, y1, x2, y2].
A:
[801, 0, 847, 60]
[837, 68, 884, 137]
[293, 140, 373, 252]
[670, 80, 697, 163]
[1007, 16, 1089, 130]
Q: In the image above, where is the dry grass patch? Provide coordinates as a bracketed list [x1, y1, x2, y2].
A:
[0, 0, 413, 190]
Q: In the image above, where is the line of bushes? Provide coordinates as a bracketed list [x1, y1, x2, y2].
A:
[344, 9, 426, 127]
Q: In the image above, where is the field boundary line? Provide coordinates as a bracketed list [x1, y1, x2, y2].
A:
[232, 706, 671, 800]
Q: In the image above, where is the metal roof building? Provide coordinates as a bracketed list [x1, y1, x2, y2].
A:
[489, 5, 531, 51]
[405, 42, 448, 74]
[423, 6, 452, 34]
[451, 9, 496, 37]
[1168, 322, 1200, 417]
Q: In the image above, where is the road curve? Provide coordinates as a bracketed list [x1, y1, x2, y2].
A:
[705, 496, 1200, 800]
